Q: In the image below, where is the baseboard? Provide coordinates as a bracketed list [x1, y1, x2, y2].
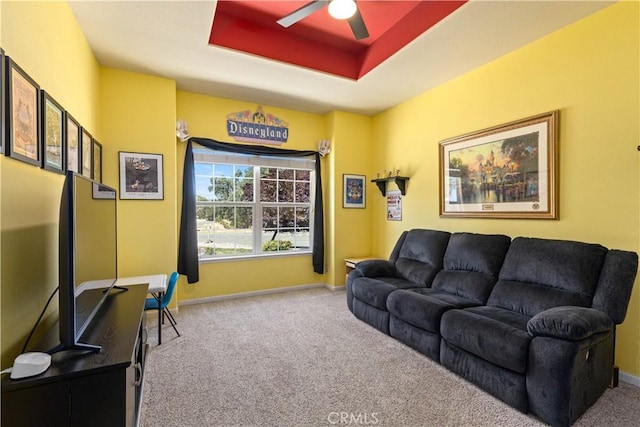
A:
[179, 283, 339, 306]
[620, 370, 640, 388]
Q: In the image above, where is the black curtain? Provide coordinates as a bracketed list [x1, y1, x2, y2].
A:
[178, 138, 325, 283]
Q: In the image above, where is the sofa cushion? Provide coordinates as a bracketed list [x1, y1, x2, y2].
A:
[488, 237, 607, 317]
[387, 288, 479, 333]
[395, 229, 450, 286]
[351, 277, 417, 310]
[440, 306, 532, 373]
[431, 232, 510, 304]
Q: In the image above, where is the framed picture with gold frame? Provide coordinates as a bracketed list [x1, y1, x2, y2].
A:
[439, 110, 559, 219]
[41, 91, 65, 174]
[80, 127, 93, 178]
[5, 57, 41, 166]
[92, 139, 102, 182]
[0, 48, 5, 154]
[65, 113, 80, 173]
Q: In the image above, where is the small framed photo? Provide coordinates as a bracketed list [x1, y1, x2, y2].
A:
[80, 127, 92, 178]
[119, 151, 164, 200]
[343, 174, 366, 208]
[387, 190, 402, 221]
[5, 57, 41, 166]
[41, 91, 65, 174]
[92, 139, 102, 183]
[65, 113, 80, 173]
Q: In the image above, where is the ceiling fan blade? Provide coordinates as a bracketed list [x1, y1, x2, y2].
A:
[348, 6, 369, 40]
[277, 0, 329, 28]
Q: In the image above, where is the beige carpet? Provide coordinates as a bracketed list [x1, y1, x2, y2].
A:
[140, 288, 640, 426]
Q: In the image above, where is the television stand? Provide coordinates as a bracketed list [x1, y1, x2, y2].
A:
[1, 284, 148, 427]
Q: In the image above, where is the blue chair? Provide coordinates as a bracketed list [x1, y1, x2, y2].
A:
[144, 272, 180, 344]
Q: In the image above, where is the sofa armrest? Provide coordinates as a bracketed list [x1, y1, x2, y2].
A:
[353, 259, 397, 278]
[527, 306, 613, 341]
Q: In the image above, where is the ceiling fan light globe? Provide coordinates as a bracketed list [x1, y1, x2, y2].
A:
[328, 0, 357, 20]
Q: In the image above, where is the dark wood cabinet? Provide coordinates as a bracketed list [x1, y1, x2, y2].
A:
[2, 284, 148, 427]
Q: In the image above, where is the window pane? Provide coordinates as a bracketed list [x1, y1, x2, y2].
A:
[215, 206, 234, 228]
[263, 207, 277, 229]
[296, 207, 310, 228]
[278, 181, 294, 202]
[295, 169, 310, 181]
[196, 176, 214, 201]
[260, 167, 277, 179]
[236, 207, 253, 229]
[295, 182, 310, 203]
[214, 164, 234, 177]
[235, 165, 253, 178]
[214, 178, 234, 201]
[236, 178, 254, 202]
[195, 162, 213, 175]
[278, 169, 294, 180]
[260, 179, 277, 202]
[279, 207, 295, 228]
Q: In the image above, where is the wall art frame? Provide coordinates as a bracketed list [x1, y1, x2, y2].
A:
[92, 139, 102, 183]
[41, 90, 65, 174]
[0, 48, 5, 154]
[439, 110, 559, 219]
[65, 112, 80, 173]
[80, 127, 93, 178]
[119, 151, 164, 200]
[343, 174, 366, 208]
[5, 57, 41, 166]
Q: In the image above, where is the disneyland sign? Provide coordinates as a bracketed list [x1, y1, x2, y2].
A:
[226, 106, 289, 145]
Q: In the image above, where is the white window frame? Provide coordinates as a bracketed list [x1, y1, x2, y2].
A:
[194, 147, 315, 262]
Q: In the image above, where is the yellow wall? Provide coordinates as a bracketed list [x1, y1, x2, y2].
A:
[0, 1, 100, 367]
[325, 111, 373, 285]
[371, 1, 640, 375]
[99, 68, 178, 280]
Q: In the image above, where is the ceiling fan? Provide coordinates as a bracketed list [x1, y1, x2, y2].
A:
[277, 0, 369, 40]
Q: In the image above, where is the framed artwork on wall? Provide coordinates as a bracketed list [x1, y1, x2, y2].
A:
[387, 190, 402, 221]
[41, 91, 65, 174]
[5, 57, 41, 166]
[65, 113, 80, 173]
[343, 174, 366, 208]
[439, 110, 559, 219]
[92, 139, 102, 183]
[119, 151, 164, 200]
[80, 127, 92, 178]
[1, 49, 5, 154]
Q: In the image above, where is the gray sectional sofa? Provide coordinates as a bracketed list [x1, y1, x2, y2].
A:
[346, 229, 638, 427]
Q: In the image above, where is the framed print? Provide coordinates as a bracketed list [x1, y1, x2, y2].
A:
[80, 127, 92, 178]
[65, 113, 80, 173]
[5, 57, 41, 166]
[343, 174, 366, 208]
[92, 182, 115, 200]
[439, 110, 558, 219]
[41, 91, 65, 174]
[119, 151, 164, 200]
[387, 190, 402, 221]
[93, 139, 102, 183]
[1, 49, 5, 154]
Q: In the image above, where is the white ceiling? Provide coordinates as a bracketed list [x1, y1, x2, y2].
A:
[69, 1, 613, 116]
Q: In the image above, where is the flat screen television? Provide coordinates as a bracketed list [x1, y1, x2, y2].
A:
[56, 171, 118, 352]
